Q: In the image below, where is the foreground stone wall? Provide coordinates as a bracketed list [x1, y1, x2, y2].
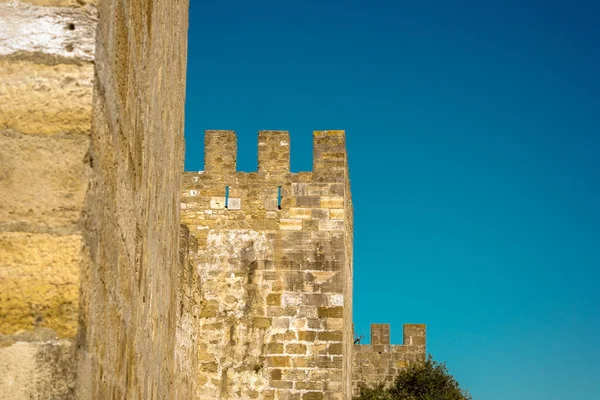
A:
[181, 130, 354, 399]
[76, 0, 192, 398]
[352, 324, 426, 397]
[0, 1, 96, 398]
[0, 0, 96, 339]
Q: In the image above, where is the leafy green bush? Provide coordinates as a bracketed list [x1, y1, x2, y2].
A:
[355, 355, 472, 400]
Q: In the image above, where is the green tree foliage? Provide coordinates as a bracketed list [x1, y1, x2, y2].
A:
[354, 355, 472, 400]
[354, 383, 393, 400]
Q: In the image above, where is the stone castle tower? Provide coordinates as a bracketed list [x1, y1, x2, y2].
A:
[181, 130, 354, 398]
[0, 1, 424, 398]
[179, 130, 426, 399]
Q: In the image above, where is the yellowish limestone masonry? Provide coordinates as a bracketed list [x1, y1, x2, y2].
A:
[182, 130, 354, 399]
[0, 1, 425, 398]
[76, 0, 193, 398]
[0, 0, 96, 398]
[183, 130, 426, 399]
[0, 0, 96, 338]
[352, 324, 426, 397]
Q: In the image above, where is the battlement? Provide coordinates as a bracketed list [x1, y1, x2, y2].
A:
[352, 324, 427, 395]
[201, 130, 348, 180]
[182, 130, 353, 241]
[355, 323, 426, 349]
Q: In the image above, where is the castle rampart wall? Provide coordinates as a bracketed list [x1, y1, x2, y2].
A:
[352, 324, 426, 397]
[181, 130, 354, 399]
[75, 0, 194, 398]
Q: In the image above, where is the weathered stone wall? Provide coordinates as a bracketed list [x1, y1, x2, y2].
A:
[0, 0, 96, 339]
[75, 0, 192, 398]
[176, 224, 201, 398]
[181, 130, 354, 399]
[0, 331, 76, 400]
[1, 1, 426, 397]
[352, 324, 426, 397]
[0, 0, 96, 398]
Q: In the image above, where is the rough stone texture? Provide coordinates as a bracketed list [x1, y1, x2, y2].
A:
[0, 0, 94, 341]
[352, 324, 427, 397]
[175, 225, 201, 399]
[0, 60, 94, 135]
[0, 0, 94, 396]
[75, 0, 192, 398]
[0, 130, 91, 233]
[181, 130, 354, 399]
[0, 232, 82, 336]
[0, 1, 97, 64]
[0, 0, 96, 7]
[0, 334, 76, 400]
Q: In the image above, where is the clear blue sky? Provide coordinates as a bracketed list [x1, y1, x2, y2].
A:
[184, 1, 600, 398]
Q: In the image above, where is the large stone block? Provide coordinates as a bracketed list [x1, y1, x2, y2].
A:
[0, 131, 90, 232]
[0, 232, 81, 336]
[0, 0, 96, 7]
[0, 339, 75, 400]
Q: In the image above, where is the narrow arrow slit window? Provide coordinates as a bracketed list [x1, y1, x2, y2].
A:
[277, 186, 282, 210]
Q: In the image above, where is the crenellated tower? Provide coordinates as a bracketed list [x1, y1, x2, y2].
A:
[352, 324, 427, 396]
[181, 130, 354, 399]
